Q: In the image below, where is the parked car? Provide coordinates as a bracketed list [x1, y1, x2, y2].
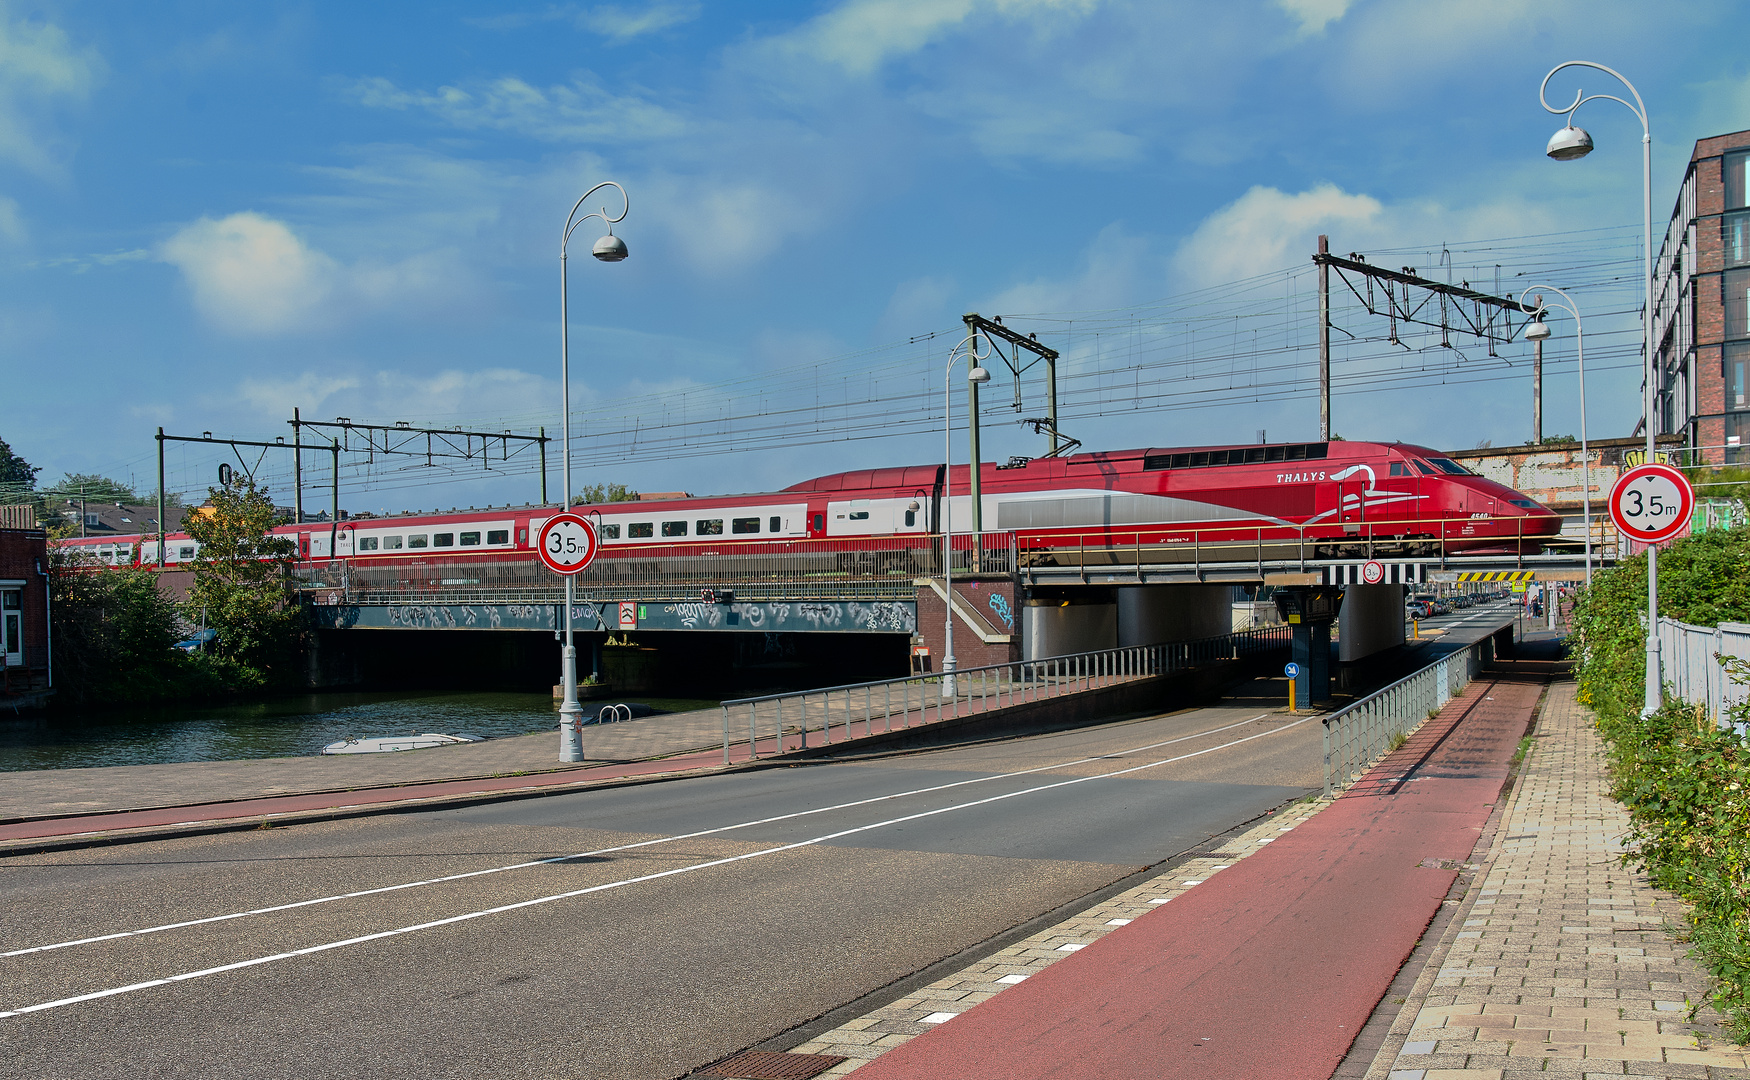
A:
[1406, 600, 1431, 619]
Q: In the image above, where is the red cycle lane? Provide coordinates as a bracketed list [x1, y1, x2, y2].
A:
[849, 674, 1543, 1080]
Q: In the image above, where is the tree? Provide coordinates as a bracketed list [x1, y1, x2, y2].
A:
[574, 482, 639, 505]
[46, 473, 138, 502]
[0, 435, 38, 494]
[183, 476, 300, 683]
[48, 550, 190, 707]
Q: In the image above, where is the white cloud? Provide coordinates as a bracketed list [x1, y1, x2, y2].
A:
[1173, 183, 1385, 288]
[0, 12, 101, 176]
[342, 74, 687, 143]
[1275, 0, 1352, 35]
[159, 212, 477, 336]
[231, 369, 554, 426]
[579, 2, 700, 41]
[985, 224, 1159, 315]
[0, 194, 23, 242]
[764, 0, 1099, 78]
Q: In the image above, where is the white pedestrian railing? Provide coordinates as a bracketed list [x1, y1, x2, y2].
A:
[718, 627, 1291, 765]
[1321, 625, 1509, 796]
[1655, 617, 1750, 725]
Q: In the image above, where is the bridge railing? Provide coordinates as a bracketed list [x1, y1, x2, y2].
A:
[1319, 623, 1508, 796]
[717, 626, 1292, 765]
[293, 531, 1017, 605]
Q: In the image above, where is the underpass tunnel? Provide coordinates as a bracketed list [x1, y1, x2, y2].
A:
[1022, 584, 1235, 660]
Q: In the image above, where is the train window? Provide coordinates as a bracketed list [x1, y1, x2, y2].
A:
[812, 513, 824, 531]
[848, 511, 869, 520]
[516, 528, 527, 544]
[600, 524, 621, 539]
[358, 537, 379, 551]
[407, 535, 428, 548]
[1411, 460, 1437, 476]
[904, 510, 916, 527]
[382, 536, 404, 550]
[1425, 456, 1476, 476]
[696, 519, 723, 535]
[732, 517, 760, 534]
[629, 523, 653, 538]
[1509, 499, 1538, 509]
[1243, 447, 1266, 463]
[661, 521, 688, 537]
[459, 531, 482, 546]
[1389, 463, 1410, 477]
[178, 546, 196, 559]
[487, 530, 509, 545]
[770, 516, 781, 532]
[432, 533, 454, 547]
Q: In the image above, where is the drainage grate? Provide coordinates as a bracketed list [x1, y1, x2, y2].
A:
[701, 1050, 849, 1079]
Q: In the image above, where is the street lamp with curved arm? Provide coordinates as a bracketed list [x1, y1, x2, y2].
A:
[1539, 60, 1660, 718]
[557, 181, 629, 763]
[941, 332, 992, 700]
[1516, 286, 1593, 587]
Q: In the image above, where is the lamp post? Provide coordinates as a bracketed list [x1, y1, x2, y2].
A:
[941, 333, 992, 700]
[1540, 60, 1658, 716]
[558, 181, 629, 762]
[1518, 287, 1593, 587]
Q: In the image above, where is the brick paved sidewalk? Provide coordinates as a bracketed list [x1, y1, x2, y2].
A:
[1373, 678, 1750, 1080]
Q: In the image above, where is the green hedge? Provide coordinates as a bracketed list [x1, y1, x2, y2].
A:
[1573, 525, 1750, 1037]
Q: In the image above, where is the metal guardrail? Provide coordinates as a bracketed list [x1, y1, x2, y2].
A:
[1320, 624, 1508, 796]
[717, 626, 1292, 765]
[1655, 617, 1750, 726]
[293, 532, 1017, 605]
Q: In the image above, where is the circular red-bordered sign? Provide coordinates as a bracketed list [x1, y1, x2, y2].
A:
[536, 513, 599, 576]
[1608, 463, 1694, 544]
[1360, 559, 1386, 585]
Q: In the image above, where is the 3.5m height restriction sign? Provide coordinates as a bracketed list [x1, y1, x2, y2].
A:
[1608, 463, 1694, 544]
[537, 513, 599, 576]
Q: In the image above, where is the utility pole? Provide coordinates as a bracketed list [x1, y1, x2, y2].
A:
[292, 407, 303, 524]
[156, 428, 166, 569]
[1318, 234, 1331, 441]
[962, 313, 985, 533]
[1532, 332, 1543, 443]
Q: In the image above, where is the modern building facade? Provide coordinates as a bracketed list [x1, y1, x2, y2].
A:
[1652, 127, 1750, 462]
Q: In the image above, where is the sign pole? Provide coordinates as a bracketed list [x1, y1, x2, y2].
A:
[538, 513, 600, 762]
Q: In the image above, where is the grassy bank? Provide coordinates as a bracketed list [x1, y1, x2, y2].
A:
[1572, 526, 1750, 1036]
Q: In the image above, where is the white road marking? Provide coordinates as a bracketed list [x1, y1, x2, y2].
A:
[0, 716, 1307, 1019]
[4, 712, 1276, 959]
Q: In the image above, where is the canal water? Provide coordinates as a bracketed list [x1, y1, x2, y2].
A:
[0, 691, 720, 772]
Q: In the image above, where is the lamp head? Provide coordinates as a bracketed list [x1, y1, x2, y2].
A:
[1546, 125, 1594, 161]
[592, 233, 629, 262]
[1524, 318, 1552, 342]
[907, 500, 921, 512]
[968, 365, 991, 384]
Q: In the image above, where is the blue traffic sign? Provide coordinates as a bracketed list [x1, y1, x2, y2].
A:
[1284, 662, 1301, 678]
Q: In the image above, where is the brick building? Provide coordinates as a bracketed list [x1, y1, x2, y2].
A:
[1651, 128, 1750, 462]
[0, 522, 51, 700]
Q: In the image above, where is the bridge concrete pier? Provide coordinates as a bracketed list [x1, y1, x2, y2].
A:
[1022, 584, 1236, 661]
[1338, 583, 1408, 662]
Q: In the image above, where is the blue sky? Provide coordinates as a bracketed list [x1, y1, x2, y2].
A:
[2, 0, 1747, 512]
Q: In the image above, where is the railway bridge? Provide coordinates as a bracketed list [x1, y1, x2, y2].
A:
[295, 526, 1599, 699]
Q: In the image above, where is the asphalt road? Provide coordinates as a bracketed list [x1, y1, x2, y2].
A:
[0, 610, 1513, 1080]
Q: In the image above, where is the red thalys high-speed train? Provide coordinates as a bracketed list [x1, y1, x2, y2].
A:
[61, 439, 1560, 569]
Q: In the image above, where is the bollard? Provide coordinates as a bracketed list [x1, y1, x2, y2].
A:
[1289, 678, 1297, 713]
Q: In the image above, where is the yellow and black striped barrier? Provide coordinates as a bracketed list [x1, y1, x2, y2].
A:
[1453, 570, 1538, 582]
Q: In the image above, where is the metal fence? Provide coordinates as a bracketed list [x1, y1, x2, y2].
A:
[293, 531, 1016, 605]
[717, 626, 1292, 765]
[1655, 617, 1750, 725]
[1320, 625, 1508, 796]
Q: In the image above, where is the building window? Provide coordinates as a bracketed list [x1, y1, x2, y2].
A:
[1730, 344, 1750, 412]
[487, 530, 509, 545]
[661, 521, 688, 537]
[1727, 268, 1750, 341]
[459, 531, 481, 546]
[1728, 413, 1750, 464]
[1728, 150, 1750, 212]
[732, 517, 760, 534]
[628, 523, 653, 538]
[1726, 211, 1750, 268]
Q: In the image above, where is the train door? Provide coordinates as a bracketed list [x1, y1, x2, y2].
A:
[2, 587, 21, 669]
[298, 533, 310, 560]
[806, 500, 827, 538]
[1337, 477, 1365, 534]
